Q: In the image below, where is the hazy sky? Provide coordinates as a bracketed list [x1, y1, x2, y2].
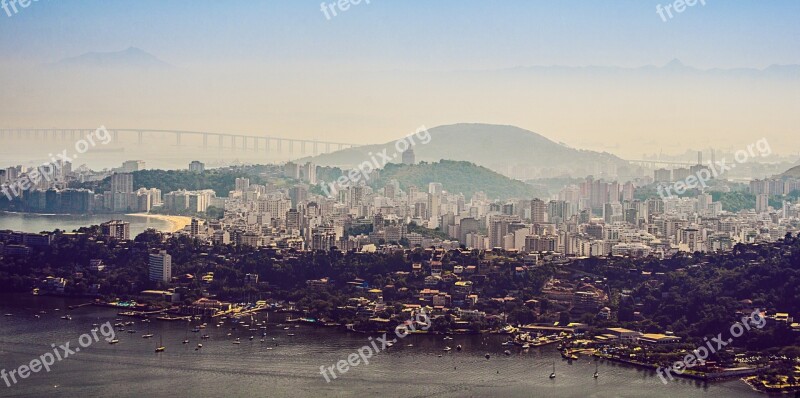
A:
[1, 1, 798, 158]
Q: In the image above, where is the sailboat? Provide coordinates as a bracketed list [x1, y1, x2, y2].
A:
[549, 362, 556, 379]
[593, 361, 599, 378]
[155, 336, 166, 353]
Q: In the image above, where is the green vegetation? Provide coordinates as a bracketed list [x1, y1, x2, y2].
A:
[70, 169, 268, 197]
[373, 160, 545, 199]
[710, 191, 784, 212]
[407, 222, 448, 240]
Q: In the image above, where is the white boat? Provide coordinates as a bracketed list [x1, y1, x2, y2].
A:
[109, 339, 119, 345]
[443, 347, 452, 352]
[549, 362, 556, 379]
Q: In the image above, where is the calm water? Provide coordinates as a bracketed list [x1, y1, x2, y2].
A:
[0, 296, 762, 398]
[0, 212, 171, 236]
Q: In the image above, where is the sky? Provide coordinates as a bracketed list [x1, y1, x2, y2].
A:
[1, 1, 798, 158]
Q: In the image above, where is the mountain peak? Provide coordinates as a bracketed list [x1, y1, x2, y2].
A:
[48, 47, 172, 70]
[663, 58, 687, 69]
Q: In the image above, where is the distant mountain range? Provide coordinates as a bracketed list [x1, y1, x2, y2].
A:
[46, 47, 172, 70]
[301, 123, 630, 178]
[483, 59, 800, 79]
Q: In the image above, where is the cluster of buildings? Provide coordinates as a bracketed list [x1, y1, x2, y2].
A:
[166, 155, 800, 260]
[0, 159, 222, 214]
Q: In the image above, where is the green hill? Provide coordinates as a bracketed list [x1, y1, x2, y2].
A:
[371, 160, 544, 199]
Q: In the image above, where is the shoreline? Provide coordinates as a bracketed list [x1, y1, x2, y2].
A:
[124, 213, 193, 233]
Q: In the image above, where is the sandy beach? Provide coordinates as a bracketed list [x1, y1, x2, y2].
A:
[125, 213, 193, 233]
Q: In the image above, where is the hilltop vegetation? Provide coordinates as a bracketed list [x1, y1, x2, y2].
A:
[71, 168, 269, 197]
[373, 160, 545, 199]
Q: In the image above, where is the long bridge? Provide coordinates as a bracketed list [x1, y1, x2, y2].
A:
[0, 128, 360, 156]
[624, 159, 701, 169]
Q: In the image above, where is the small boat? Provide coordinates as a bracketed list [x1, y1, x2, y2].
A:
[109, 339, 119, 345]
[522, 344, 530, 349]
[407, 344, 414, 347]
[142, 334, 154, 338]
[286, 333, 295, 337]
[155, 337, 165, 353]
[443, 347, 452, 352]
[593, 362, 599, 378]
[387, 342, 394, 348]
[437, 354, 443, 358]
[128, 330, 137, 334]
[61, 315, 72, 320]
[503, 350, 511, 356]
[249, 336, 254, 340]
[549, 362, 556, 379]
[283, 327, 290, 330]
[183, 339, 190, 344]
[485, 353, 491, 359]
[456, 345, 462, 351]
[260, 339, 265, 343]
[233, 338, 241, 345]
[443, 336, 453, 341]
[201, 335, 210, 339]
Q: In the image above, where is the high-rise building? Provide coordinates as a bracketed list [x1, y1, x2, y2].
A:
[111, 173, 134, 194]
[756, 194, 769, 214]
[101, 220, 130, 240]
[189, 161, 205, 173]
[148, 250, 172, 283]
[121, 160, 145, 173]
[654, 169, 672, 183]
[402, 148, 416, 165]
[530, 198, 546, 224]
[235, 178, 250, 192]
[303, 162, 317, 184]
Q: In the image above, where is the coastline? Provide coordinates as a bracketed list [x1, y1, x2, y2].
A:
[125, 213, 193, 233]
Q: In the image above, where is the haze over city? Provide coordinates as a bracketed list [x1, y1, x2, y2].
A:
[1, 2, 800, 398]
[1, 1, 799, 159]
